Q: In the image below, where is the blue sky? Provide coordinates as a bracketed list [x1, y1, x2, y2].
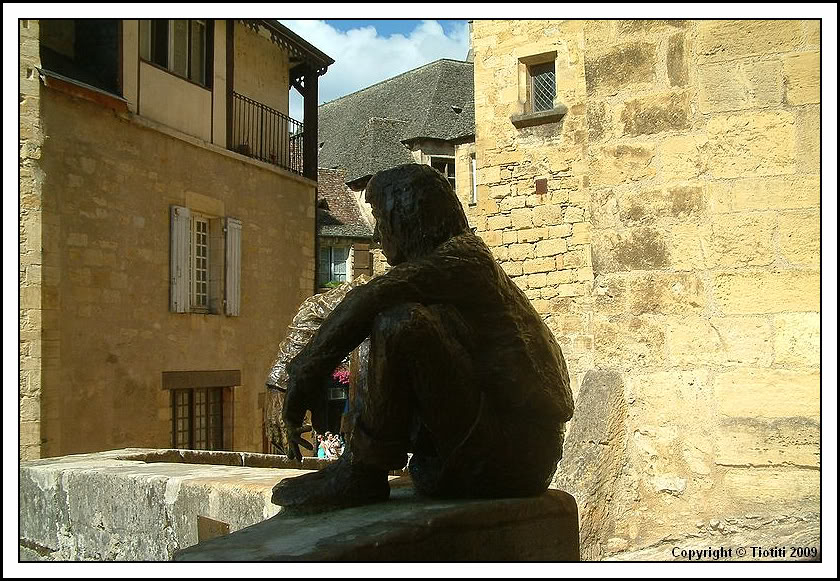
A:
[281, 20, 470, 121]
[325, 19, 467, 37]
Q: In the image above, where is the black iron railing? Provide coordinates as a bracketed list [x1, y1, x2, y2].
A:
[230, 91, 304, 175]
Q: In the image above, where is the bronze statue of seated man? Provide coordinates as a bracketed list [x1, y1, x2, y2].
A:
[272, 163, 574, 510]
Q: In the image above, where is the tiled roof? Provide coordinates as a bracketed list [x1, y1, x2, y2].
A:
[343, 118, 415, 185]
[317, 167, 375, 239]
[318, 59, 474, 183]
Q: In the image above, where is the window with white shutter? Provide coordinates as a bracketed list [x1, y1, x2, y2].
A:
[171, 207, 240, 316]
[225, 217, 242, 316]
[332, 246, 349, 281]
[318, 244, 352, 288]
[170, 205, 191, 313]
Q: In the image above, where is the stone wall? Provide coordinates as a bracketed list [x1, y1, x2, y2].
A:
[233, 20, 290, 116]
[26, 69, 316, 458]
[20, 19, 45, 461]
[19, 449, 295, 560]
[472, 19, 820, 560]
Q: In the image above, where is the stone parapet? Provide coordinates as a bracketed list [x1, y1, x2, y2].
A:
[21, 448, 579, 562]
[175, 480, 580, 562]
[18, 448, 328, 560]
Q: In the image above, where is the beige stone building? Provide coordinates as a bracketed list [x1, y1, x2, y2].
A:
[19, 19, 333, 459]
[469, 19, 821, 559]
[316, 167, 375, 289]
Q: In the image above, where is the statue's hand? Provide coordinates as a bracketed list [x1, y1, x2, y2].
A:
[282, 419, 313, 462]
[281, 363, 318, 461]
[284, 358, 330, 435]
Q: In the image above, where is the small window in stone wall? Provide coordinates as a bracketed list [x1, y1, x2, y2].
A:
[172, 387, 227, 450]
[528, 61, 556, 113]
[512, 51, 565, 129]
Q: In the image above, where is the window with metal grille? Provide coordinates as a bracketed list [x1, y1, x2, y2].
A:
[529, 62, 556, 113]
[172, 387, 225, 450]
[191, 215, 209, 310]
[139, 19, 210, 87]
[431, 157, 457, 192]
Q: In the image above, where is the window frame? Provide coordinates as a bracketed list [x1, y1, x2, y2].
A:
[430, 155, 457, 192]
[170, 205, 239, 316]
[171, 386, 226, 451]
[319, 244, 352, 287]
[189, 212, 211, 313]
[139, 19, 211, 88]
[528, 61, 556, 114]
[511, 51, 566, 129]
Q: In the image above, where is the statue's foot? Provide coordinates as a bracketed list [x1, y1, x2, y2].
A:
[271, 453, 390, 510]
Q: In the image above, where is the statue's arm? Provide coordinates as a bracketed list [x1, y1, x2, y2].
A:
[284, 250, 475, 422]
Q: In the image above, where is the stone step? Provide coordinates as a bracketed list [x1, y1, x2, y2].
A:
[174, 478, 579, 561]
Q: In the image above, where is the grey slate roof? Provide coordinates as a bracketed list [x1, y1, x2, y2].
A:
[343, 118, 414, 185]
[317, 167, 375, 239]
[318, 59, 475, 183]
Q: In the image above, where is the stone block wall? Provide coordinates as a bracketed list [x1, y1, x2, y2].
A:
[19, 449, 286, 560]
[20, 19, 45, 461]
[22, 51, 317, 458]
[472, 19, 820, 560]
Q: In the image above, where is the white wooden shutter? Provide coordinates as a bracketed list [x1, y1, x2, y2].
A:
[170, 205, 191, 313]
[333, 246, 349, 281]
[225, 217, 242, 316]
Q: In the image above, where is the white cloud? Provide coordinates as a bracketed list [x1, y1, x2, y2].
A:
[280, 20, 470, 121]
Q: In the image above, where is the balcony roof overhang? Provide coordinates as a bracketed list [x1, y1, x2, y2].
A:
[242, 19, 334, 77]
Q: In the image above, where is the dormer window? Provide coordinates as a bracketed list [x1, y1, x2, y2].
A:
[139, 19, 210, 87]
[431, 156, 457, 192]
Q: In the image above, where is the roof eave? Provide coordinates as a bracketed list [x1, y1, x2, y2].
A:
[248, 20, 335, 71]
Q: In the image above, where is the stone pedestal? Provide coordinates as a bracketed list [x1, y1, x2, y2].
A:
[174, 478, 579, 561]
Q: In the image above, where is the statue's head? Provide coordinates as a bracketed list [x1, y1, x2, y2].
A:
[365, 163, 470, 265]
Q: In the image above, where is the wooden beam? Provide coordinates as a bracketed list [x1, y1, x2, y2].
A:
[226, 19, 234, 149]
[161, 370, 241, 390]
[41, 72, 128, 113]
[303, 65, 319, 180]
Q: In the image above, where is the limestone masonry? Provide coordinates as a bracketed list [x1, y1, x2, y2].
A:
[468, 19, 820, 560]
[19, 18, 821, 562]
[19, 20, 320, 460]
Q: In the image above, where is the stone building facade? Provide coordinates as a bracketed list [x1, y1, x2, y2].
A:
[19, 19, 332, 459]
[469, 19, 821, 559]
[316, 167, 375, 290]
